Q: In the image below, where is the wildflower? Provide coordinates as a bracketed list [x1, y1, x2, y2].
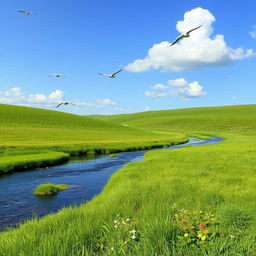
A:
[182, 226, 187, 230]
[114, 220, 118, 224]
[229, 234, 235, 239]
[181, 219, 187, 223]
[201, 235, 206, 241]
[131, 235, 136, 240]
[198, 233, 202, 238]
[200, 224, 206, 229]
[114, 225, 118, 228]
[130, 230, 136, 234]
[190, 226, 195, 230]
[111, 247, 114, 251]
[184, 233, 189, 237]
[204, 229, 209, 234]
[126, 218, 130, 222]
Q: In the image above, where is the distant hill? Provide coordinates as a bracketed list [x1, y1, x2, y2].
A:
[99, 105, 256, 134]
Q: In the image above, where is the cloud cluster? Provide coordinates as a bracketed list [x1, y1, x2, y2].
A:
[145, 78, 206, 100]
[97, 98, 116, 105]
[0, 87, 117, 109]
[126, 7, 254, 72]
[250, 25, 256, 39]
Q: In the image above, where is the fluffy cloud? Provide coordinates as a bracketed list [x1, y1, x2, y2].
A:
[126, 7, 254, 72]
[249, 25, 256, 39]
[97, 98, 116, 105]
[146, 78, 206, 100]
[0, 87, 116, 109]
[28, 90, 64, 104]
[0, 87, 25, 103]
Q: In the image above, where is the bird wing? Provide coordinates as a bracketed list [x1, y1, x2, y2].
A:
[170, 35, 184, 46]
[18, 10, 26, 13]
[187, 24, 203, 34]
[69, 103, 76, 106]
[98, 72, 109, 76]
[112, 69, 123, 76]
[56, 103, 63, 108]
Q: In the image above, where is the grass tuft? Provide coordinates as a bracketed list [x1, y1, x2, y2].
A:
[33, 183, 69, 197]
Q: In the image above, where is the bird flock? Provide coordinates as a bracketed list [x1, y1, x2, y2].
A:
[18, 9, 203, 107]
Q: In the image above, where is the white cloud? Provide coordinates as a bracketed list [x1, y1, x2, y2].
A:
[97, 98, 116, 105]
[249, 25, 256, 39]
[146, 78, 206, 100]
[151, 83, 168, 90]
[28, 90, 64, 104]
[0, 87, 117, 109]
[126, 7, 254, 72]
[0, 87, 25, 103]
[231, 96, 238, 100]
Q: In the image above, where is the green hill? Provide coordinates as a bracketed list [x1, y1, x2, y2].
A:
[99, 105, 256, 134]
[0, 104, 186, 173]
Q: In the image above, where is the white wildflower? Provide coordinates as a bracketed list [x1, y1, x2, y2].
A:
[131, 235, 136, 240]
[130, 230, 136, 234]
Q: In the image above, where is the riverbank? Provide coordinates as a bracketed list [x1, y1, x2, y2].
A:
[0, 136, 188, 175]
[0, 104, 188, 175]
[2, 133, 256, 255]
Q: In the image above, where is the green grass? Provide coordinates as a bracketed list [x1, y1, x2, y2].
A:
[99, 104, 256, 135]
[0, 104, 187, 173]
[1, 104, 256, 255]
[0, 152, 69, 174]
[34, 183, 69, 196]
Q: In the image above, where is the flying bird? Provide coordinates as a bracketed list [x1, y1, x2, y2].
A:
[98, 69, 123, 78]
[56, 102, 75, 108]
[49, 74, 66, 78]
[169, 24, 203, 46]
[18, 10, 36, 15]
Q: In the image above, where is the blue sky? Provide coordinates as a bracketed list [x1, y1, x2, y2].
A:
[0, 0, 255, 115]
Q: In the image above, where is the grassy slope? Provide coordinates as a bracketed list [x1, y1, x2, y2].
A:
[0, 104, 186, 173]
[100, 104, 256, 134]
[1, 105, 256, 255]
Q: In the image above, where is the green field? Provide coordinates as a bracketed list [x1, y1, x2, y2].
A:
[0, 104, 256, 255]
[0, 104, 186, 174]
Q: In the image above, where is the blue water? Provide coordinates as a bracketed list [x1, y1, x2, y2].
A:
[0, 136, 223, 230]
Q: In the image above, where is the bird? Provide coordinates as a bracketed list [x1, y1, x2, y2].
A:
[56, 102, 75, 108]
[97, 69, 123, 78]
[18, 10, 36, 15]
[169, 24, 203, 46]
[49, 74, 66, 78]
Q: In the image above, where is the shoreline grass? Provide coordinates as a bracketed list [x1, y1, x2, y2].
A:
[0, 152, 69, 175]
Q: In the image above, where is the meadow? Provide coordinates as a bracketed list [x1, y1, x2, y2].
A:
[0, 104, 256, 255]
[0, 104, 186, 174]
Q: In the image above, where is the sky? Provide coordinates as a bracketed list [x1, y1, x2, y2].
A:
[0, 0, 255, 115]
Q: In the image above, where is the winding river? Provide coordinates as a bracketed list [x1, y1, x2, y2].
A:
[0, 136, 223, 230]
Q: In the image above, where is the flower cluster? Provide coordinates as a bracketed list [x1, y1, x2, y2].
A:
[173, 206, 218, 247]
[97, 215, 139, 254]
[113, 216, 138, 241]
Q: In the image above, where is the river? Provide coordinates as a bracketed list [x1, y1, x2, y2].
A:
[0, 136, 223, 230]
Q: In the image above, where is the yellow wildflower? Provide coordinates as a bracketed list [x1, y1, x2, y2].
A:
[201, 235, 206, 241]
[184, 233, 189, 237]
[198, 234, 202, 238]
